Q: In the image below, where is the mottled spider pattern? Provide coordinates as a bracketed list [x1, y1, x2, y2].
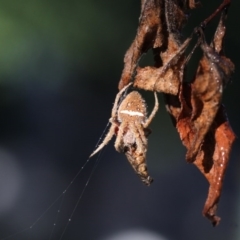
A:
[90, 83, 159, 185]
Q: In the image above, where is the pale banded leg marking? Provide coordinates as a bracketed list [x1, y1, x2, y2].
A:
[143, 92, 159, 128]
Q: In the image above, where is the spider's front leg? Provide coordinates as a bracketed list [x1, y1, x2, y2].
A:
[143, 91, 159, 128]
[89, 120, 118, 158]
[89, 83, 132, 158]
[114, 121, 129, 153]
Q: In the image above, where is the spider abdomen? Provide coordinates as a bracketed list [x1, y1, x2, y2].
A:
[118, 91, 147, 123]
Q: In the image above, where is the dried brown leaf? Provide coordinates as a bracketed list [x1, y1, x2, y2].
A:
[116, 0, 235, 226]
[193, 106, 235, 225]
[186, 13, 234, 162]
[118, 0, 193, 93]
[174, 11, 235, 225]
[118, 0, 164, 90]
[134, 37, 191, 95]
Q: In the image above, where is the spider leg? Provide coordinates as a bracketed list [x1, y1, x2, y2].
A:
[114, 121, 128, 152]
[136, 123, 148, 147]
[89, 122, 116, 158]
[111, 82, 133, 117]
[90, 83, 132, 158]
[143, 92, 159, 128]
[130, 123, 147, 153]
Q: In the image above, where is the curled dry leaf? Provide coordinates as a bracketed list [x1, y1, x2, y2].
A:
[118, 0, 164, 90]
[134, 37, 191, 95]
[115, 0, 235, 225]
[177, 12, 234, 161]
[175, 12, 235, 225]
[194, 105, 235, 226]
[119, 0, 193, 94]
[187, 30, 234, 161]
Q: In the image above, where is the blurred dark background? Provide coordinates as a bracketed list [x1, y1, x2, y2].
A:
[0, 1, 239, 240]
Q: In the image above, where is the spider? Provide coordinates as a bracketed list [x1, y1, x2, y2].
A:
[90, 82, 159, 186]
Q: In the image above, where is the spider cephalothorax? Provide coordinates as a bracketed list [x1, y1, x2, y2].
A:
[90, 83, 159, 185]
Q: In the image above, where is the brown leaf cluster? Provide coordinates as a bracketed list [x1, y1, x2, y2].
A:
[118, 0, 235, 225]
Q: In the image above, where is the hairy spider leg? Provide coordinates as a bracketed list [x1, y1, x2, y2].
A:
[89, 82, 133, 158]
[114, 121, 128, 152]
[111, 82, 133, 117]
[130, 123, 147, 156]
[134, 122, 148, 147]
[143, 92, 159, 128]
[89, 121, 117, 158]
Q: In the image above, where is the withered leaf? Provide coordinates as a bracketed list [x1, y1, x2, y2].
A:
[134, 37, 191, 95]
[119, 0, 193, 93]
[118, 0, 164, 90]
[187, 13, 234, 162]
[194, 105, 235, 225]
[115, 0, 235, 226]
[175, 11, 235, 225]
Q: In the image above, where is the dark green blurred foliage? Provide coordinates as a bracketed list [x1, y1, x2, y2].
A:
[0, 1, 239, 240]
